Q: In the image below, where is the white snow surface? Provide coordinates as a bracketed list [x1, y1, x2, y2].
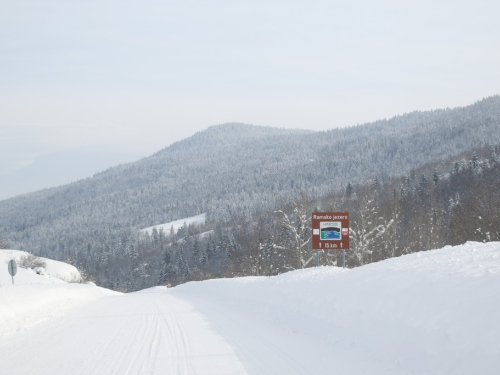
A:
[141, 213, 206, 235]
[1, 241, 499, 374]
[1, 249, 82, 283]
[0, 250, 118, 338]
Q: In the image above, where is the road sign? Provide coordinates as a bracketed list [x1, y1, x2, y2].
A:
[8, 259, 17, 276]
[8, 259, 17, 285]
[312, 212, 349, 250]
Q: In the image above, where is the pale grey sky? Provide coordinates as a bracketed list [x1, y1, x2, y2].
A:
[1, 0, 499, 199]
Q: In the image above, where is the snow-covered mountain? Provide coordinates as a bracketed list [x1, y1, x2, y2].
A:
[1, 96, 500, 280]
[1, 242, 499, 374]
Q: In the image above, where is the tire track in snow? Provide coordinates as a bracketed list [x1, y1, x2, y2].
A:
[155, 299, 191, 374]
[0, 288, 247, 374]
[83, 295, 151, 375]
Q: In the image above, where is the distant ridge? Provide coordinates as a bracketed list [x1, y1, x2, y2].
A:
[160, 122, 314, 154]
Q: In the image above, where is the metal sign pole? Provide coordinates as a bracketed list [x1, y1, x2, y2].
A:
[342, 249, 345, 269]
[316, 249, 319, 267]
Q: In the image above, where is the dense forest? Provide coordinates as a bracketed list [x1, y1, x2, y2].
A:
[2, 145, 498, 292]
[1, 96, 500, 291]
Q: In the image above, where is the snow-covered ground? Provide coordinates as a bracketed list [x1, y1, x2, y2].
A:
[141, 213, 206, 235]
[175, 241, 500, 374]
[0, 249, 118, 338]
[1, 242, 499, 374]
[0, 249, 82, 283]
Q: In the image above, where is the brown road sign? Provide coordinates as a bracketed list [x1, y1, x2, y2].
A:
[312, 212, 349, 250]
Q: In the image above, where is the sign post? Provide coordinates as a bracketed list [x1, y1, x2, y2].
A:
[8, 259, 17, 285]
[312, 212, 350, 268]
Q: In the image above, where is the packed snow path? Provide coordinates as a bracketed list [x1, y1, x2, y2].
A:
[0, 289, 248, 375]
[0, 286, 390, 375]
[2, 242, 499, 374]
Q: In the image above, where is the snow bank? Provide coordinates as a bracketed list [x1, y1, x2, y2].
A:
[141, 213, 206, 235]
[174, 242, 500, 375]
[0, 249, 82, 283]
[0, 283, 118, 338]
[0, 250, 118, 338]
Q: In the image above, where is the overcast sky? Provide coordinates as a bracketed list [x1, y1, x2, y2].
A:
[1, 0, 499, 199]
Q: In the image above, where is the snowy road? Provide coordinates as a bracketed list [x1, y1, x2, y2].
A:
[0, 287, 350, 375]
[2, 242, 499, 374]
[0, 288, 250, 375]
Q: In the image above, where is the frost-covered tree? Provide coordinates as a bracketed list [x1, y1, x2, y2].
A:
[275, 198, 311, 269]
[159, 248, 173, 285]
[0, 235, 8, 249]
[350, 194, 392, 266]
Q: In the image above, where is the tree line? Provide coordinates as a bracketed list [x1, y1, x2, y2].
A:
[40, 145, 500, 291]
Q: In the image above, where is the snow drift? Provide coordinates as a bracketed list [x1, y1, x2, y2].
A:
[173, 241, 500, 374]
[0, 249, 118, 338]
[0, 249, 82, 283]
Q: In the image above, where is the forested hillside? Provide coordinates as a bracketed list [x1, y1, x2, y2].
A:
[1, 96, 500, 290]
[143, 145, 500, 291]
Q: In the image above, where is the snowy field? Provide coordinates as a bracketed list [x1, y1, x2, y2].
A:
[1, 242, 499, 374]
[140, 213, 206, 235]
